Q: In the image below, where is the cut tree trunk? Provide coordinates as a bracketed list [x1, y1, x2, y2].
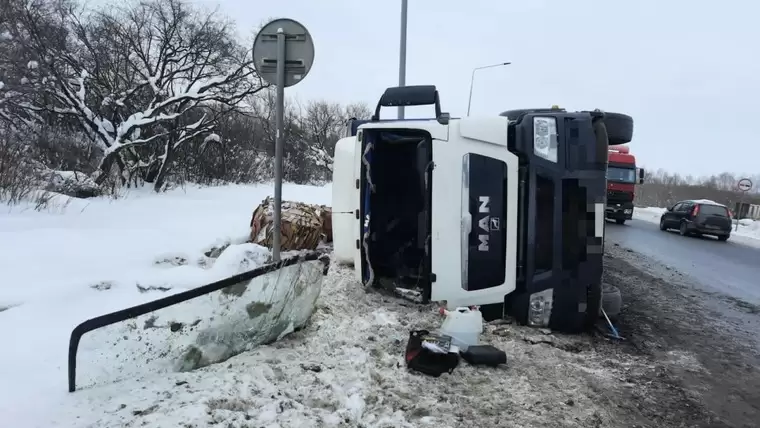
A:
[250, 197, 332, 251]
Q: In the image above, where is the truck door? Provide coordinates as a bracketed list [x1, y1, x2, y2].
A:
[430, 122, 519, 308]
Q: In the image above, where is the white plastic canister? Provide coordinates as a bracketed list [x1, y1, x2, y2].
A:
[439, 307, 484, 351]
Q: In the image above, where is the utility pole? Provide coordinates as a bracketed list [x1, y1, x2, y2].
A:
[467, 62, 511, 116]
[397, 0, 408, 119]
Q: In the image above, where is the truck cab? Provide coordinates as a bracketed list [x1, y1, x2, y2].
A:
[606, 145, 645, 225]
[332, 85, 621, 333]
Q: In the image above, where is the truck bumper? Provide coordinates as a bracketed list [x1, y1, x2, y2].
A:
[605, 203, 633, 220]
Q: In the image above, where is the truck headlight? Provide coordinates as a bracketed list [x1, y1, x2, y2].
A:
[528, 288, 553, 327]
[533, 117, 558, 163]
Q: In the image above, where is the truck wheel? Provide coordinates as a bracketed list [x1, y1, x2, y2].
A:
[615, 219, 625, 225]
[601, 112, 633, 145]
[659, 218, 667, 230]
[600, 284, 622, 320]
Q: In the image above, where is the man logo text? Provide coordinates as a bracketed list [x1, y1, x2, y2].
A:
[478, 196, 490, 251]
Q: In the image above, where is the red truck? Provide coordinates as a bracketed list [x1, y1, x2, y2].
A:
[606, 145, 644, 224]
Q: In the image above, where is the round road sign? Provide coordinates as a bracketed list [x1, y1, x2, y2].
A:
[252, 18, 315, 88]
[738, 178, 753, 192]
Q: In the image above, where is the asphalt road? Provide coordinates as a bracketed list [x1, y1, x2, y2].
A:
[605, 218, 760, 305]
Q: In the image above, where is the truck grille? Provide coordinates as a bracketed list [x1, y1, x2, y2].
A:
[607, 189, 633, 203]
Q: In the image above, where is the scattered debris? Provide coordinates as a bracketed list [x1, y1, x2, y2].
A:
[300, 363, 322, 373]
[249, 197, 330, 251]
[144, 316, 158, 330]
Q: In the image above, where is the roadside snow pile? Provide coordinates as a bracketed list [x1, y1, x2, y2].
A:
[632, 206, 665, 223]
[77, 243, 328, 391]
[56, 264, 632, 428]
[0, 182, 330, 427]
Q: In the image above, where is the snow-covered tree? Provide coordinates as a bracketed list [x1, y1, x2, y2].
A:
[1, 0, 265, 191]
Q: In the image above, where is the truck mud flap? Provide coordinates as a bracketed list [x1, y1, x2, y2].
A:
[68, 252, 329, 392]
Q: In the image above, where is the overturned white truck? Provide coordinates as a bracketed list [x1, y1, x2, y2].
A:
[331, 85, 632, 333]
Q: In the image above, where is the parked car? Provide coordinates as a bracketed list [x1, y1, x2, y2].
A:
[659, 199, 732, 241]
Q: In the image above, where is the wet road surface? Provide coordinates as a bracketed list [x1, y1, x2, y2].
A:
[605, 218, 760, 305]
[603, 245, 760, 427]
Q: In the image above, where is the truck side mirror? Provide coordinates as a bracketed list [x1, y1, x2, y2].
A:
[637, 167, 645, 184]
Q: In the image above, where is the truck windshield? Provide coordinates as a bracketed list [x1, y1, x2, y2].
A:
[607, 166, 636, 184]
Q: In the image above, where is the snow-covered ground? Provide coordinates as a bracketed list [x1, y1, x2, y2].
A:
[2, 183, 716, 428]
[633, 206, 760, 245]
[0, 183, 332, 427]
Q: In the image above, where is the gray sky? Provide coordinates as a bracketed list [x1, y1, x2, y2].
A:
[198, 0, 758, 177]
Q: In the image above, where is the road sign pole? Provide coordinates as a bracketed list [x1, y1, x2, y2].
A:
[272, 29, 286, 261]
[736, 190, 747, 232]
[735, 178, 753, 232]
[253, 19, 314, 261]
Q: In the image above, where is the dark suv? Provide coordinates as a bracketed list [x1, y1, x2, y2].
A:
[659, 199, 732, 241]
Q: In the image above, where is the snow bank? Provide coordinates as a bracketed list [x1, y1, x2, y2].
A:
[77, 248, 327, 391]
[45, 264, 637, 428]
[0, 182, 331, 427]
[632, 206, 667, 223]
[1, 182, 669, 428]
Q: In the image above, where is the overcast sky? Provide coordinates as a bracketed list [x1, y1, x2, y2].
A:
[188, 0, 758, 177]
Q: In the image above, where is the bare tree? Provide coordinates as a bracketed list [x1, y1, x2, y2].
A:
[2, 0, 266, 191]
[635, 167, 760, 212]
[294, 99, 371, 178]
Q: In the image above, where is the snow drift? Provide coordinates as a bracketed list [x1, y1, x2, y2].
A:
[75, 248, 328, 391]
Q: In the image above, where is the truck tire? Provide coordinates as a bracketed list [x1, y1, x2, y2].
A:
[601, 284, 622, 320]
[615, 219, 625, 225]
[601, 112, 634, 145]
[591, 116, 609, 165]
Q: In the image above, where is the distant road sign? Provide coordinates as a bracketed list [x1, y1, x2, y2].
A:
[738, 178, 753, 192]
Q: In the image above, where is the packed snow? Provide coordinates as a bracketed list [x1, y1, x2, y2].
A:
[1, 182, 655, 428]
[633, 206, 760, 244]
[0, 183, 330, 427]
